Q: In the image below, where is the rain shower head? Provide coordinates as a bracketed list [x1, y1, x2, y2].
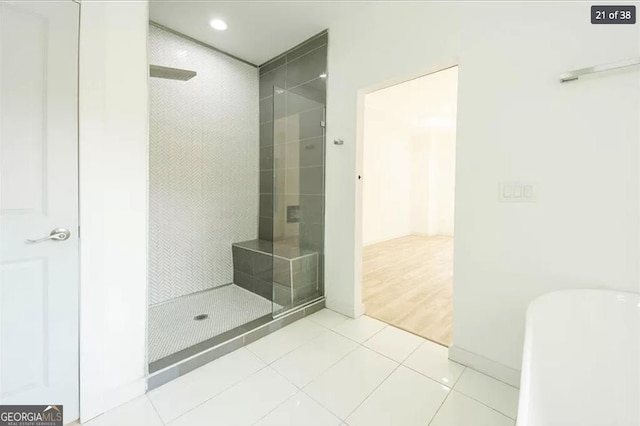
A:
[149, 64, 197, 81]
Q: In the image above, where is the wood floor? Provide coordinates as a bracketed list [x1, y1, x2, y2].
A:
[363, 235, 453, 346]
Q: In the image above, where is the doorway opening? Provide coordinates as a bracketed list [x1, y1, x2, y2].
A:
[361, 66, 458, 346]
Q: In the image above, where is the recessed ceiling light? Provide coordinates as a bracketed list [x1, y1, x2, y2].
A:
[209, 19, 228, 31]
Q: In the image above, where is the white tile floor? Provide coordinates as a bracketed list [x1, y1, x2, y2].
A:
[82, 309, 519, 426]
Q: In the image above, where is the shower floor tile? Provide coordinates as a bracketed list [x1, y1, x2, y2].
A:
[148, 284, 273, 363]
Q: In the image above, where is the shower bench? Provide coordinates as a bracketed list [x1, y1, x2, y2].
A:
[231, 239, 319, 309]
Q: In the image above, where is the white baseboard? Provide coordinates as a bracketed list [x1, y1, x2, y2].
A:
[80, 378, 146, 424]
[325, 298, 365, 318]
[449, 345, 521, 388]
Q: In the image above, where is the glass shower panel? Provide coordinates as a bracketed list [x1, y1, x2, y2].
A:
[272, 85, 325, 316]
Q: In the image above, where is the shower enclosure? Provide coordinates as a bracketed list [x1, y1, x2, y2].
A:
[147, 22, 327, 377]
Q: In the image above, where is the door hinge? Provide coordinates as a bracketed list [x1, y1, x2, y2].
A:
[320, 120, 326, 128]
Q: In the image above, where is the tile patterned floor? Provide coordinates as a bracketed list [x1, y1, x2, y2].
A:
[83, 309, 519, 426]
[148, 285, 273, 362]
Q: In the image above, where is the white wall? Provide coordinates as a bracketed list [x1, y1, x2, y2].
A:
[362, 106, 414, 245]
[410, 134, 431, 235]
[425, 128, 456, 236]
[325, 1, 640, 380]
[362, 71, 457, 245]
[362, 117, 456, 245]
[79, 1, 149, 421]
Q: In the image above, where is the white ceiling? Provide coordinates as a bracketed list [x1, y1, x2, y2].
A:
[149, 1, 363, 65]
[365, 67, 459, 130]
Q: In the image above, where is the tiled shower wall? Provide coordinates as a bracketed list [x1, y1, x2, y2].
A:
[149, 24, 259, 305]
[257, 30, 327, 300]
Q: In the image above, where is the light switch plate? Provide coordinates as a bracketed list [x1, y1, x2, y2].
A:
[499, 182, 536, 202]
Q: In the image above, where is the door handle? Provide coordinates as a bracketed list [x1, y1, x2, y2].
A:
[26, 228, 71, 244]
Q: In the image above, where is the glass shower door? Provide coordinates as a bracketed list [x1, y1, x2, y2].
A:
[271, 85, 325, 316]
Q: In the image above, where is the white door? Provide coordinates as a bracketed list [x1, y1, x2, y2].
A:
[0, 1, 79, 423]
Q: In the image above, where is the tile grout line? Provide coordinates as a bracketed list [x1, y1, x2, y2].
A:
[286, 313, 366, 421]
[163, 364, 271, 425]
[394, 340, 465, 389]
[173, 315, 338, 425]
[249, 365, 301, 425]
[344, 332, 458, 425]
[449, 386, 518, 421]
[426, 385, 452, 426]
[286, 43, 327, 68]
[153, 312, 516, 426]
[462, 365, 520, 389]
[259, 42, 327, 82]
[451, 365, 467, 388]
[341, 348, 402, 422]
[293, 341, 360, 421]
[397, 338, 427, 364]
[153, 311, 516, 425]
[145, 394, 167, 425]
[303, 317, 398, 421]
[452, 367, 519, 419]
[398, 361, 460, 391]
[246, 319, 325, 365]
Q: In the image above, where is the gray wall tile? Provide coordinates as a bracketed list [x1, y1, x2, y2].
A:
[253, 253, 273, 282]
[259, 146, 274, 170]
[286, 45, 327, 89]
[286, 32, 328, 63]
[300, 222, 324, 252]
[259, 54, 286, 75]
[257, 31, 326, 309]
[292, 255, 318, 287]
[260, 65, 286, 100]
[273, 257, 291, 287]
[289, 78, 326, 104]
[232, 246, 253, 274]
[273, 283, 292, 308]
[254, 279, 273, 301]
[287, 89, 324, 116]
[299, 166, 324, 195]
[259, 97, 273, 123]
[293, 283, 318, 304]
[259, 217, 273, 240]
[233, 270, 254, 292]
[286, 107, 324, 143]
[260, 170, 273, 194]
[299, 195, 324, 224]
[260, 122, 274, 148]
[260, 194, 273, 219]
[291, 137, 324, 168]
[260, 144, 284, 171]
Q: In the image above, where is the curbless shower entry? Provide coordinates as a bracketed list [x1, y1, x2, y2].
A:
[146, 23, 328, 382]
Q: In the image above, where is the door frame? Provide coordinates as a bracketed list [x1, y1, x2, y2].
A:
[77, 1, 150, 422]
[353, 60, 460, 317]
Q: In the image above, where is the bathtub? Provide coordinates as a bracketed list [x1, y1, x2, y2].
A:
[517, 289, 640, 426]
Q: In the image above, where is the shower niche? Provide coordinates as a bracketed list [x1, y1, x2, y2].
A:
[146, 22, 327, 380]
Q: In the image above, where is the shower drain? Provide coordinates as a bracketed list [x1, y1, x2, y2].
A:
[193, 314, 209, 321]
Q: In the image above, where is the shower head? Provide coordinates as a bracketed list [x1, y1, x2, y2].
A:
[149, 64, 197, 81]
